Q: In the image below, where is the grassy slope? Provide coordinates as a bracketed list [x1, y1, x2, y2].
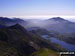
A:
[31, 48, 59, 56]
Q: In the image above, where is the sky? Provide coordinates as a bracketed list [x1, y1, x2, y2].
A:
[0, 0, 75, 19]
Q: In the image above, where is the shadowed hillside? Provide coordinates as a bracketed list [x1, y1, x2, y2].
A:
[0, 24, 66, 56]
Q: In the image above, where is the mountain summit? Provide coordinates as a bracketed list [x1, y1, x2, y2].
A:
[50, 17, 65, 21]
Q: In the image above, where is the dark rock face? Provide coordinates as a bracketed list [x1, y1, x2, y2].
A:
[0, 24, 37, 56]
[0, 24, 61, 56]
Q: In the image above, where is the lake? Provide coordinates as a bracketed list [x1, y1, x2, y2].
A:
[42, 35, 75, 51]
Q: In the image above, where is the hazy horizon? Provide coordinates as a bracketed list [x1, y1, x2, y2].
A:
[0, 0, 75, 19]
[1, 15, 75, 20]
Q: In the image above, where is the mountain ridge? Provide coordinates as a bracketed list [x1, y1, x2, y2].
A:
[0, 23, 65, 56]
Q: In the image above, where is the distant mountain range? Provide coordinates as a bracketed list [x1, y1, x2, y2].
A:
[40, 17, 75, 34]
[0, 17, 75, 44]
[1, 17, 75, 34]
[24, 17, 75, 35]
[0, 17, 75, 35]
[0, 17, 27, 26]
